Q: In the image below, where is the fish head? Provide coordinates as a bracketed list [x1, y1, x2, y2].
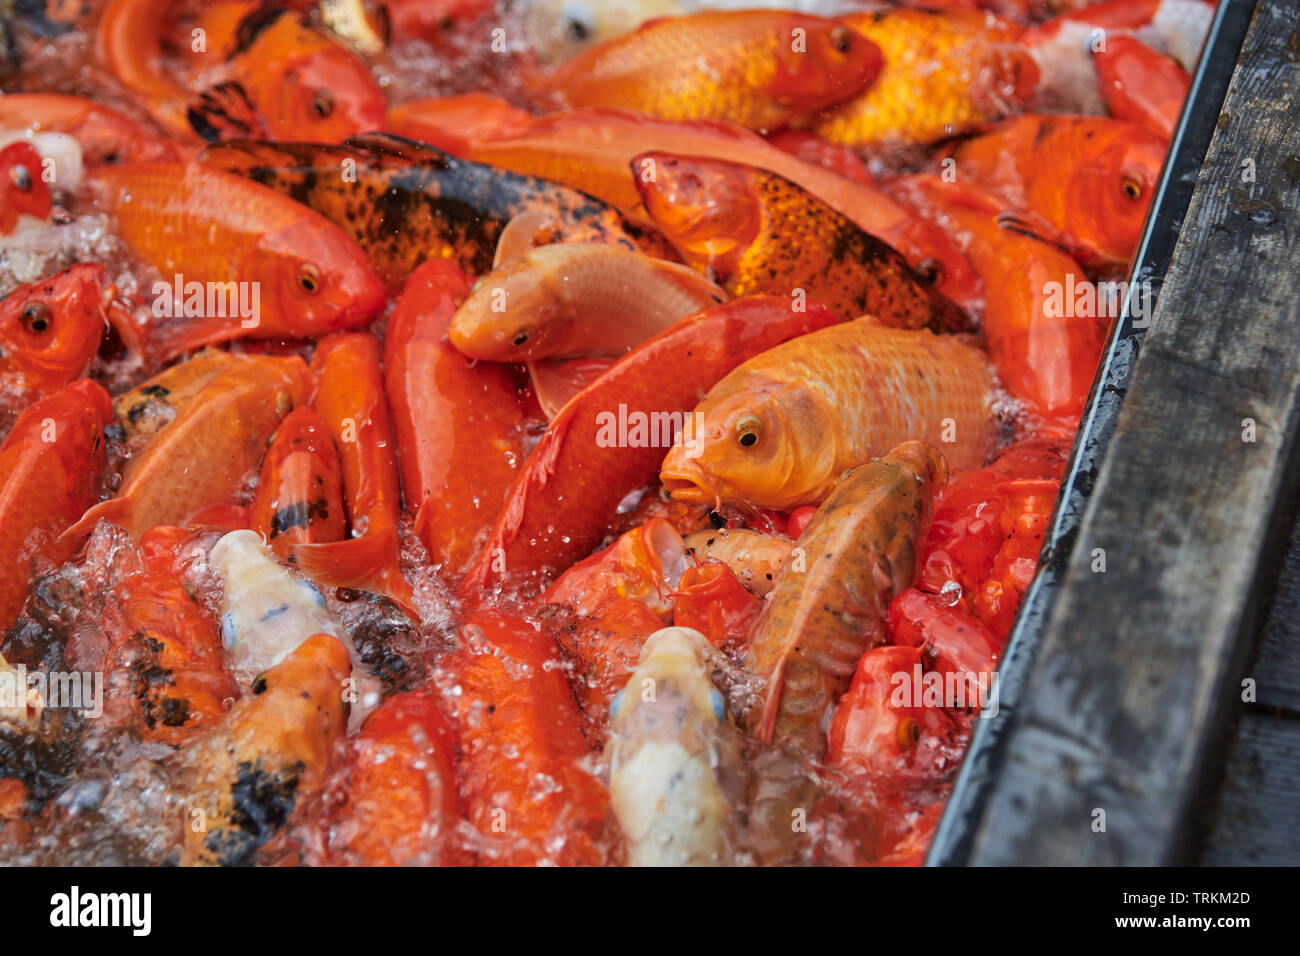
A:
[0, 141, 52, 232]
[1066, 122, 1164, 268]
[448, 255, 574, 361]
[767, 17, 882, 113]
[611, 626, 726, 741]
[660, 377, 837, 511]
[253, 19, 387, 141]
[633, 152, 760, 280]
[254, 218, 385, 336]
[0, 264, 109, 394]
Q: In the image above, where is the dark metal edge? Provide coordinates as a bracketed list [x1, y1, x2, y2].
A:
[926, 0, 1262, 867]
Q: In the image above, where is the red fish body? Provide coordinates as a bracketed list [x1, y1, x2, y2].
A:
[672, 563, 763, 650]
[458, 297, 839, 596]
[293, 333, 416, 617]
[1094, 35, 1190, 141]
[0, 142, 52, 234]
[88, 162, 385, 358]
[0, 379, 111, 631]
[0, 94, 185, 165]
[541, 519, 688, 622]
[251, 406, 347, 561]
[384, 261, 525, 580]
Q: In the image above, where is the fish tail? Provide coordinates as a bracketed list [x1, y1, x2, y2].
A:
[153, 316, 246, 361]
[291, 534, 417, 619]
[59, 497, 134, 547]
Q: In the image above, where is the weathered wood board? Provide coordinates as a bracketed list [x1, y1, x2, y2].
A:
[931, 0, 1300, 865]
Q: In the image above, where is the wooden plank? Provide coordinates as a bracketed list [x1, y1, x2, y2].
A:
[1200, 712, 1300, 865]
[1245, 508, 1300, 712]
[933, 0, 1300, 866]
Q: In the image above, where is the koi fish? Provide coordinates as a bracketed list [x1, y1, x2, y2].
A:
[88, 162, 385, 357]
[671, 563, 764, 649]
[550, 598, 665, 749]
[291, 333, 416, 617]
[383, 0, 495, 45]
[0, 264, 112, 419]
[96, 0, 204, 141]
[184, 5, 387, 143]
[824, 644, 928, 776]
[458, 296, 839, 594]
[384, 94, 537, 157]
[635, 152, 967, 330]
[426, 107, 981, 312]
[0, 93, 185, 165]
[449, 243, 727, 416]
[0, 141, 51, 234]
[330, 689, 472, 867]
[542, 519, 689, 622]
[947, 114, 1166, 272]
[99, 526, 240, 745]
[61, 356, 311, 544]
[744, 440, 947, 755]
[607, 626, 744, 866]
[199, 133, 671, 293]
[251, 406, 346, 561]
[888, 175, 1107, 417]
[522, 0, 686, 65]
[659, 320, 993, 511]
[452, 610, 609, 866]
[383, 260, 524, 581]
[682, 527, 793, 598]
[537, 10, 881, 132]
[179, 633, 350, 865]
[0, 379, 111, 631]
[109, 348, 236, 447]
[1093, 35, 1190, 141]
[811, 9, 1038, 147]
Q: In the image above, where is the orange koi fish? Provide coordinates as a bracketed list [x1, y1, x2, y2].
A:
[538, 10, 881, 132]
[888, 175, 1107, 417]
[109, 348, 236, 447]
[948, 114, 1166, 272]
[458, 297, 838, 595]
[0, 93, 185, 165]
[745, 440, 948, 755]
[811, 9, 1038, 147]
[682, 527, 793, 598]
[292, 333, 416, 617]
[1094, 35, 1190, 141]
[542, 519, 690, 622]
[672, 563, 763, 649]
[96, 0, 204, 141]
[383, 261, 524, 581]
[384, 94, 537, 156]
[635, 152, 967, 329]
[251, 406, 347, 561]
[0, 379, 111, 631]
[61, 355, 310, 544]
[659, 320, 994, 511]
[452, 610, 608, 865]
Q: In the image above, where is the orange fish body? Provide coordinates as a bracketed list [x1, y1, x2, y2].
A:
[96, 0, 203, 141]
[88, 162, 385, 357]
[383, 261, 524, 581]
[99, 526, 241, 744]
[452, 611, 608, 865]
[551, 598, 665, 749]
[0, 93, 186, 165]
[0, 379, 111, 630]
[292, 333, 415, 616]
[812, 9, 1038, 147]
[189, 8, 387, 143]
[659, 320, 994, 511]
[744, 440, 947, 755]
[384, 94, 537, 156]
[251, 406, 347, 561]
[825, 644, 928, 775]
[889, 175, 1108, 417]
[682, 528, 793, 598]
[332, 689, 471, 866]
[180, 633, 350, 866]
[1094, 35, 1190, 141]
[949, 114, 1166, 271]
[458, 296, 839, 595]
[62, 355, 310, 545]
[0, 264, 109, 417]
[542, 519, 688, 622]
[635, 152, 966, 330]
[672, 563, 763, 650]
[539, 11, 881, 131]
[0, 142, 52, 234]
[109, 348, 236, 448]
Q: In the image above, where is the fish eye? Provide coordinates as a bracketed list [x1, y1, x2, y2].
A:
[735, 414, 762, 448]
[311, 90, 334, 118]
[916, 258, 944, 286]
[609, 688, 625, 720]
[9, 163, 32, 192]
[512, 327, 533, 348]
[297, 263, 321, 294]
[709, 688, 726, 723]
[565, 17, 590, 42]
[20, 301, 51, 333]
[898, 718, 921, 749]
[829, 26, 854, 54]
[1121, 175, 1143, 201]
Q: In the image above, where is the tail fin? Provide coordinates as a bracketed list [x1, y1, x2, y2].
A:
[291, 533, 418, 619]
[58, 497, 134, 547]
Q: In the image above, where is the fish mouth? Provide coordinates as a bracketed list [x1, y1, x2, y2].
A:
[659, 466, 717, 507]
